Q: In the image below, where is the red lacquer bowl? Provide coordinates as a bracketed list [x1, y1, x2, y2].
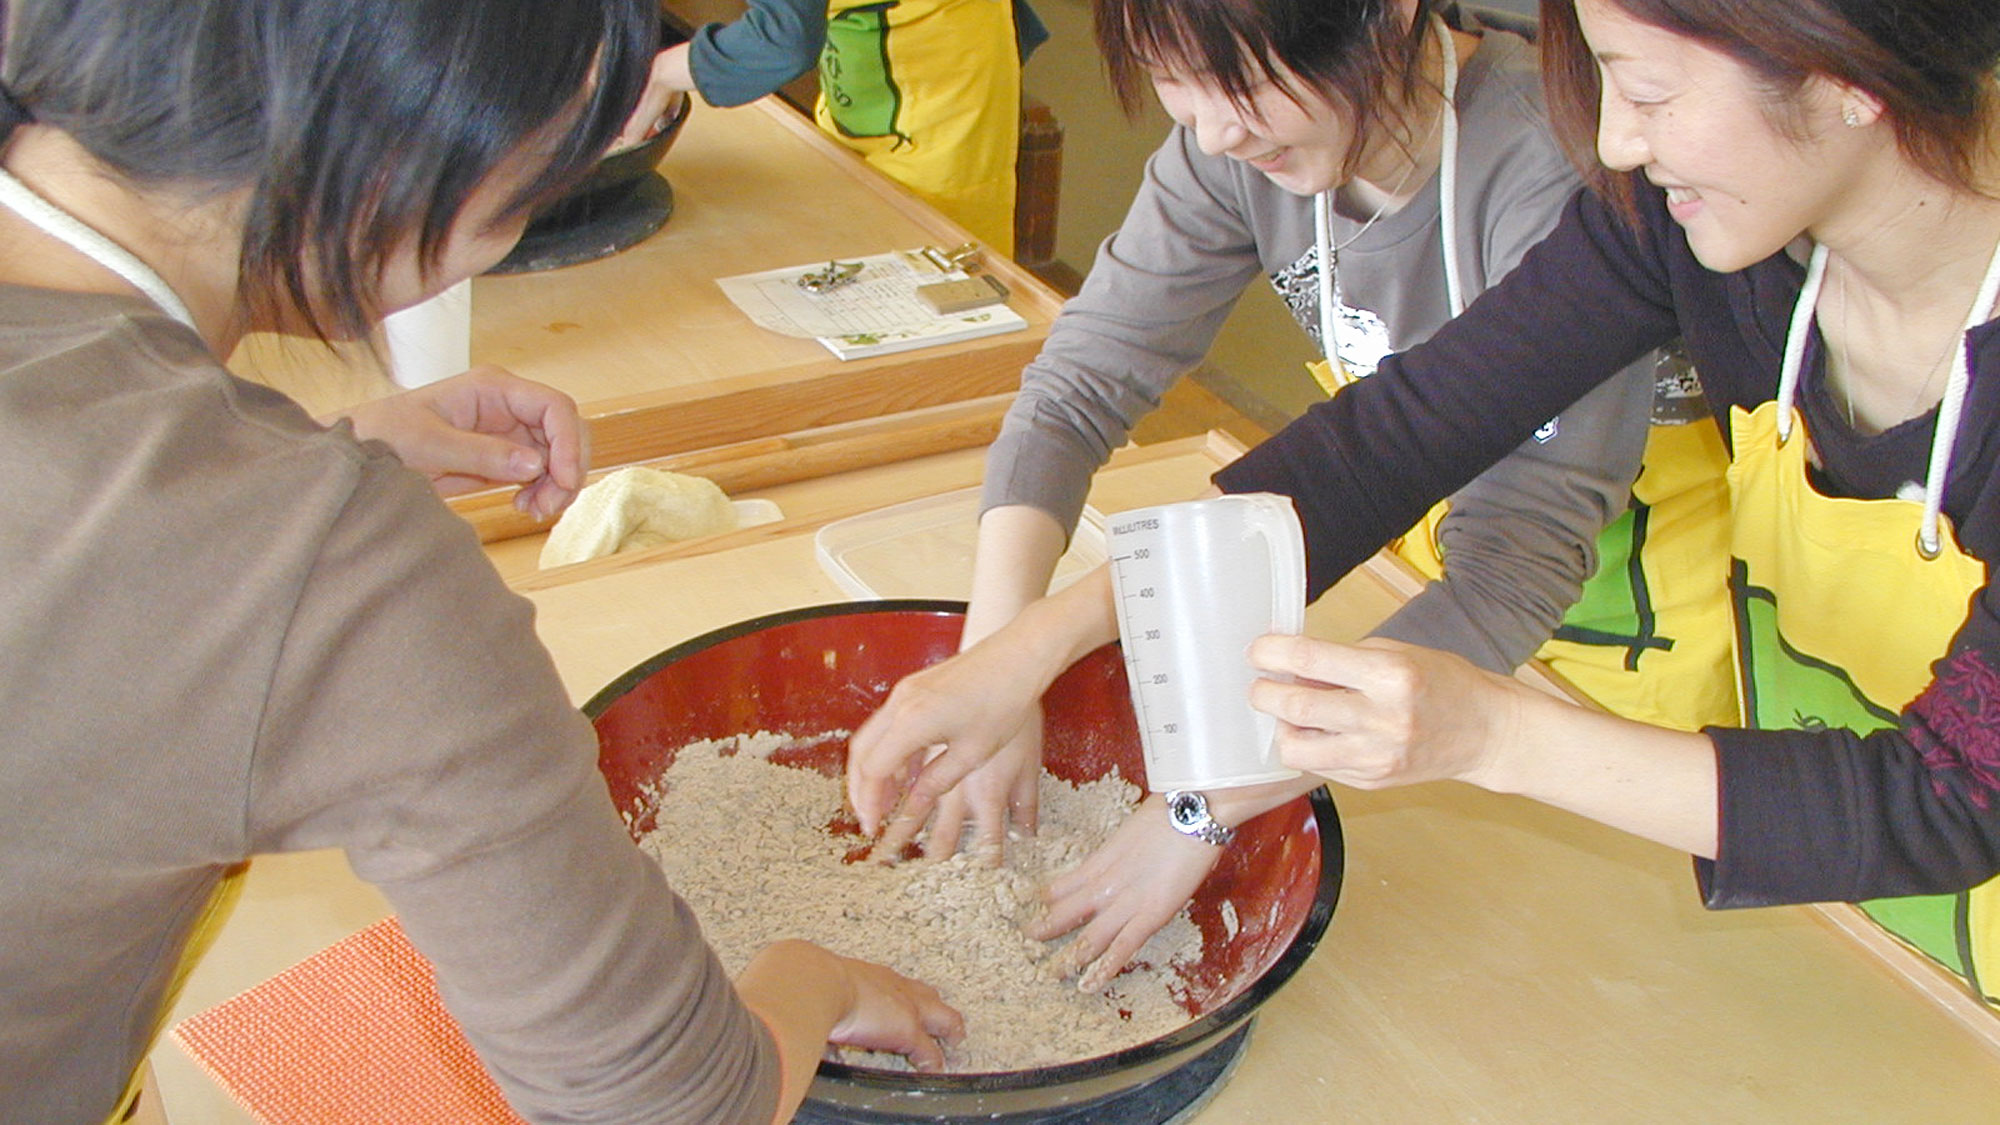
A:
[584, 601, 1341, 1120]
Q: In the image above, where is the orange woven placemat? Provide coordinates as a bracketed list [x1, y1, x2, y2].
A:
[168, 917, 525, 1124]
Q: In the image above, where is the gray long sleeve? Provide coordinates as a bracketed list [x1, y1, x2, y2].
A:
[1370, 363, 1654, 671]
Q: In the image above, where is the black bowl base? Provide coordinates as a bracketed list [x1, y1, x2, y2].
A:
[487, 173, 674, 275]
[795, 1019, 1254, 1125]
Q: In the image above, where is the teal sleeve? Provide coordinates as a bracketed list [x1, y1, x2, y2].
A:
[685, 0, 825, 107]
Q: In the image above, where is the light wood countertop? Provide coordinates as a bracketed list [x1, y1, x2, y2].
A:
[231, 97, 1062, 470]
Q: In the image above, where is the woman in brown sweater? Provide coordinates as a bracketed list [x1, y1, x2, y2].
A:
[0, 0, 958, 1121]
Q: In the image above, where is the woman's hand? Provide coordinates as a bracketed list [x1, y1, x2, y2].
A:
[846, 640, 1049, 848]
[737, 940, 963, 1122]
[331, 366, 588, 519]
[900, 716, 1043, 865]
[894, 503, 1073, 864]
[1247, 634, 1526, 790]
[1252, 633, 1724, 856]
[1025, 774, 1313, 988]
[1025, 793, 1221, 991]
[847, 567, 1120, 841]
[818, 952, 966, 1067]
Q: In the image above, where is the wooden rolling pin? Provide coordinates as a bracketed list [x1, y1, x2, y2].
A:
[448, 393, 1015, 544]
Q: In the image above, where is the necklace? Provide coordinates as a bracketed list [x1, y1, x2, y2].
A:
[1781, 237, 2000, 558]
[1322, 100, 1446, 254]
[1830, 261, 1958, 433]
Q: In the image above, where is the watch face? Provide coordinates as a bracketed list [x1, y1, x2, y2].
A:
[1167, 791, 1205, 828]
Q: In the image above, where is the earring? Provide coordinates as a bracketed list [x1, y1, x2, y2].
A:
[1842, 105, 1862, 128]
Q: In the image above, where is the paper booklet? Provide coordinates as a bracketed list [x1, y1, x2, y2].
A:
[715, 247, 1028, 361]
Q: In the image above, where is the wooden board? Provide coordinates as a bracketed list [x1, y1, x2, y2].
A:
[228, 98, 1063, 469]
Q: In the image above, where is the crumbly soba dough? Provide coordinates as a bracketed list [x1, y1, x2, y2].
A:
[635, 730, 1205, 1073]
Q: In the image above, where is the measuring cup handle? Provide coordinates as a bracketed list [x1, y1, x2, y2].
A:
[1245, 495, 1308, 636]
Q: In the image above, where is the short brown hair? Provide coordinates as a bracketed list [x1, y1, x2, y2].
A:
[1541, 0, 2000, 206]
[1094, 0, 1438, 182]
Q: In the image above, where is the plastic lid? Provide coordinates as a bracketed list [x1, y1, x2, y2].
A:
[815, 487, 1107, 600]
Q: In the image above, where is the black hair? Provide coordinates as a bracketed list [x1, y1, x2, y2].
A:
[0, 0, 656, 339]
[1093, 0, 1436, 181]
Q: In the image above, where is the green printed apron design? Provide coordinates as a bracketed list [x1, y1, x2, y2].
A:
[1539, 417, 1737, 731]
[1318, 348, 1737, 733]
[819, 3, 908, 145]
[1726, 401, 2000, 1006]
[814, 0, 1019, 251]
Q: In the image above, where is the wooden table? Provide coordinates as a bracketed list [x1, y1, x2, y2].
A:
[153, 435, 2000, 1124]
[230, 97, 1063, 470]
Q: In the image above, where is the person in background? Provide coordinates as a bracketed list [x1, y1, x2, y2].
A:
[846, 0, 2000, 1015]
[616, 0, 1048, 255]
[613, 0, 822, 140]
[0, 1, 959, 1121]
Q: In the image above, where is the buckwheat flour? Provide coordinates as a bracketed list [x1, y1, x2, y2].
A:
[633, 730, 1204, 1072]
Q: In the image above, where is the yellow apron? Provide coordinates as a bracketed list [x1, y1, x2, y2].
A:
[1726, 400, 1999, 1004]
[1313, 354, 1738, 731]
[105, 864, 248, 1124]
[1539, 415, 1736, 731]
[816, 0, 1018, 254]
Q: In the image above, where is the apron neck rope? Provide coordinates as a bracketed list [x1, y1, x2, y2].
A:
[1316, 14, 1462, 366]
[0, 165, 199, 333]
[1778, 236, 2000, 558]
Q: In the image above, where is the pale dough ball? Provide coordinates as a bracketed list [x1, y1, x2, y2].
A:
[539, 466, 737, 568]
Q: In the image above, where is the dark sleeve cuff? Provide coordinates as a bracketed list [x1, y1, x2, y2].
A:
[1699, 726, 1860, 908]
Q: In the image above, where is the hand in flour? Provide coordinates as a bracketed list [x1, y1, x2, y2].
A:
[880, 713, 1042, 865]
[1026, 792, 1220, 992]
[822, 954, 967, 1068]
[738, 940, 964, 1095]
[849, 567, 1121, 839]
[330, 366, 589, 520]
[848, 649, 1043, 851]
[1028, 777, 1312, 990]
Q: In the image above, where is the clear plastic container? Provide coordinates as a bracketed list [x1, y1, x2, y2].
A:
[815, 487, 1107, 600]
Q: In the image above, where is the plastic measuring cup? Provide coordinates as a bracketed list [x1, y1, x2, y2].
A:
[1106, 494, 1306, 792]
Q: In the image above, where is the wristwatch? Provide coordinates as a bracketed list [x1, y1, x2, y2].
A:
[1164, 790, 1236, 847]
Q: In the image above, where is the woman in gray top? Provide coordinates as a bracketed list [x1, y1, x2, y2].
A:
[888, 0, 1655, 878]
[0, 1, 958, 1120]
[866, 0, 1671, 986]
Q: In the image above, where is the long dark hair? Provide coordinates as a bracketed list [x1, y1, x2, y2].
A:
[1541, 0, 2000, 206]
[1094, 0, 1437, 182]
[0, 0, 655, 339]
